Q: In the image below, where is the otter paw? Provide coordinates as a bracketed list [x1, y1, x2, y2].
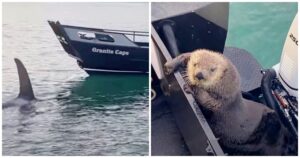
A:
[184, 84, 193, 94]
[164, 62, 176, 75]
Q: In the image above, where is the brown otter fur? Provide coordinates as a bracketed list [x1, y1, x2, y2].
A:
[164, 49, 297, 155]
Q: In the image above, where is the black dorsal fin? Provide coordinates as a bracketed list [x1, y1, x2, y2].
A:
[14, 58, 35, 100]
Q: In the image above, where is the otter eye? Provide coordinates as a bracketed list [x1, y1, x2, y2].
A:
[210, 67, 216, 72]
[194, 63, 197, 67]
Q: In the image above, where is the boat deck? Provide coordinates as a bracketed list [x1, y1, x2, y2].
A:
[151, 94, 190, 156]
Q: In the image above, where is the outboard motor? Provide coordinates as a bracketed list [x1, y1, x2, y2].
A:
[277, 14, 298, 98]
[261, 14, 298, 137]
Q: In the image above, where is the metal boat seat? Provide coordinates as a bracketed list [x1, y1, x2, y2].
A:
[223, 47, 263, 92]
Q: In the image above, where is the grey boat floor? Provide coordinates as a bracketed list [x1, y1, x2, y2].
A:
[151, 95, 190, 156]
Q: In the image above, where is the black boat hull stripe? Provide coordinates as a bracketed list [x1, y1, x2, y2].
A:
[83, 68, 148, 73]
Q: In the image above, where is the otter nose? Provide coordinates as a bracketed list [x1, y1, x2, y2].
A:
[196, 72, 204, 80]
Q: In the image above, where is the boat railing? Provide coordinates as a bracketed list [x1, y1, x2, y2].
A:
[102, 29, 149, 43]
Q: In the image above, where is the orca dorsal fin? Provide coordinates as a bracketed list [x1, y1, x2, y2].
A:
[14, 58, 35, 100]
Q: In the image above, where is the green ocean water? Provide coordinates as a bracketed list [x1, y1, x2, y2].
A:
[3, 3, 149, 156]
[226, 2, 297, 68]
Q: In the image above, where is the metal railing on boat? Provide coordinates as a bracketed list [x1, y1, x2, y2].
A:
[102, 29, 148, 43]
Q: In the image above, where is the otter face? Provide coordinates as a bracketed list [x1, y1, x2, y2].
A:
[194, 64, 217, 81]
[187, 50, 228, 88]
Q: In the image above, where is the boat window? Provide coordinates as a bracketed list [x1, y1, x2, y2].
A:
[78, 32, 95, 40]
[95, 33, 114, 42]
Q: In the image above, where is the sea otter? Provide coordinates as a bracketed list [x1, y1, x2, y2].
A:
[164, 49, 297, 155]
